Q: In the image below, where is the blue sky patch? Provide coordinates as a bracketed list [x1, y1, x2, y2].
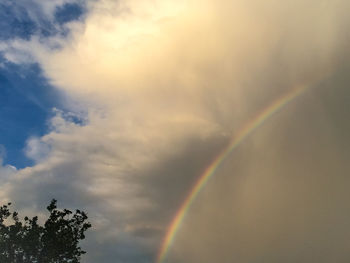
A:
[0, 1, 88, 168]
[0, 0, 87, 41]
[0, 2, 37, 40]
[55, 2, 85, 25]
[0, 61, 65, 168]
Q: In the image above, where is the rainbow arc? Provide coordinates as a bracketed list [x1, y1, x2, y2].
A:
[157, 84, 309, 263]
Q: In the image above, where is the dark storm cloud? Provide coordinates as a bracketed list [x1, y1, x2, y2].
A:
[167, 60, 350, 263]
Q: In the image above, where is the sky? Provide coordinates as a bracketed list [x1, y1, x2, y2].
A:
[0, 0, 350, 262]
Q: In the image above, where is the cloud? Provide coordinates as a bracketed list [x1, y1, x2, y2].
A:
[0, 145, 17, 201]
[168, 80, 350, 263]
[1, 0, 350, 262]
[24, 137, 51, 162]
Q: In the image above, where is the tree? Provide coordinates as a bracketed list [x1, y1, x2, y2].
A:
[0, 199, 91, 263]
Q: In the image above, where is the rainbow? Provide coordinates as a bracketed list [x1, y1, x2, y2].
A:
[156, 84, 309, 263]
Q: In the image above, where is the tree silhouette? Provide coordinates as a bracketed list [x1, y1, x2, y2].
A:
[0, 199, 91, 263]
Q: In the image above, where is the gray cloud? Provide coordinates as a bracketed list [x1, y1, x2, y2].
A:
[167, 64, 350, 263]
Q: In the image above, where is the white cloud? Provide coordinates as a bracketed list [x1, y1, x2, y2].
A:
[0, 145, 17, 203]
[24, 137, 51, 163]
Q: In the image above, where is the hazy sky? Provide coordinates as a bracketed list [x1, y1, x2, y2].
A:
[0, 0, 350, 262]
